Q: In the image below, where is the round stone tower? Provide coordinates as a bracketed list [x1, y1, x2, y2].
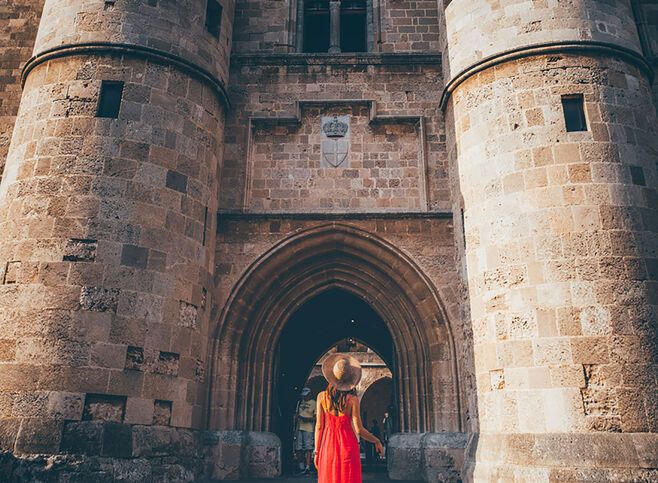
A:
[442, 0, 658, 480]
[0, 0, 232, 468]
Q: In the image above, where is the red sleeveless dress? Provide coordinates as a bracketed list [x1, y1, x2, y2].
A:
[317, 397, 362, 483]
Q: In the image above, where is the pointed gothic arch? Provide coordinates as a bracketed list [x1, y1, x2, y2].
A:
[207, 224, 463, 434]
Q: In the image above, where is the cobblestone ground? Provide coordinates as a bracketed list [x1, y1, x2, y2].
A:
[242, 472, 422, 482]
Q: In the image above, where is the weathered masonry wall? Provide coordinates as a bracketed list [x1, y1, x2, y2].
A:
[214, 216, 459, 329]
[443, 0, 658, 480]
[220, 56, 448, 212]
[0, 51, 224, 453]
[442, 0, 642, 80]
[0, 0, 234, 471]
[0, 0, 45, 180]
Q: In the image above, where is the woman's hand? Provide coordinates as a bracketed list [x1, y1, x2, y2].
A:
[314, 451, 320, 469]
[375, 440, 384, 457]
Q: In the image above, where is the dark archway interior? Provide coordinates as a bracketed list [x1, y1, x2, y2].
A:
[361, 377, 393, 435]
[274, 289, 395, 473]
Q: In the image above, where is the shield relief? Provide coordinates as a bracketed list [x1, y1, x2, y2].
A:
[320, 115, 350, 168]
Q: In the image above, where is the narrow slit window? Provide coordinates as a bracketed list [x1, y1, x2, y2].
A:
[562, 95, 587, 132]
[206, 0, 223, 38]
[303, 0, 330, 53]
[97, 81, 124, 119]
[341, 0, 367, 53]
[202, 206, 209, 246]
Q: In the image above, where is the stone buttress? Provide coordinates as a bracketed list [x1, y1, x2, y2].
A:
[442, 0, 658, 480]
[0, 0, 242, 478]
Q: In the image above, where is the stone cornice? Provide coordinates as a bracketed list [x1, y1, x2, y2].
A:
[22, 42, 231, 109]
[440, 40, 653, 111]
[217, 211, 453, 226]
[231, 51, 442, 68]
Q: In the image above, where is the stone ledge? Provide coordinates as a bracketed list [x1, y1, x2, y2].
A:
[464, 432, 658, 481]
[231, 52, 442, 68]
[0, 424, 281, 482]
[387, 432, 468, 482]
[207, 430, 281, 480]
[21, 42, 231, 109]
[440, 40, 653, 110]
[217, 211, 452, 223]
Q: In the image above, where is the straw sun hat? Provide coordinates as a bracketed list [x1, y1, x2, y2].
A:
[321, 353, 362, 391]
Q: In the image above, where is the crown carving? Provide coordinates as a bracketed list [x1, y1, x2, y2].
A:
[322, 116, 349, 138]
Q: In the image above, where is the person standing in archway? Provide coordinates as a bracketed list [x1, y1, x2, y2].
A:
[382, 409, 393, 452]
[314, 354, 384, 483]
[294, 387, 316, 475]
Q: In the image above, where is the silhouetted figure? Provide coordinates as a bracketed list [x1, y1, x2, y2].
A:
[366, 419, 381, 463]
[382, 410, 394, 453]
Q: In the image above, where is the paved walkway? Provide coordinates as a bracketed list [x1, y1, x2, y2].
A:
[243, 473, 421, 483]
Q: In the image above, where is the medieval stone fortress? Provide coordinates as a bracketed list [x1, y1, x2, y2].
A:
[0, 0, 657, 481]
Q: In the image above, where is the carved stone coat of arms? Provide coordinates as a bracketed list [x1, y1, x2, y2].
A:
[321, 115, 350, 168]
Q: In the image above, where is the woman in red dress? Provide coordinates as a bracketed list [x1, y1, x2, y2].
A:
[314, 353, 384, 483]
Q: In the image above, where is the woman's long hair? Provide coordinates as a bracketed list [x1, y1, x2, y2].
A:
[327, 384, 357, 413]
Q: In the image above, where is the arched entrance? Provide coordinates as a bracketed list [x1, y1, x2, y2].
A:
[276, 290, 395, 472]
[207, 224, 462, 459]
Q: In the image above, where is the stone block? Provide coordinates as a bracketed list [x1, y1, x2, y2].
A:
[0, 418, 21, 451]
[63, 238, 97, 262]
[112, 458, 152, 482]
[101, 423, 133, 458]
[132, 425, 174, 458]
[208, 430, 244, 480]
[124, 397, 154, 425]
[155, 351, 180, 376]
[91, 343, 127, 369]
[178, 301, 198, 329]
[61, 421, 104, 455]
[0, 338, 16, 361]
[421, 432, 468, 482]
[80, 286, 120, 313]
[166, 170, 188, 193]
[170, 400, 193, 428]
[14, 418, 64, 454]
[47, 391, 84, 420]
[82, 394, 126, 423]
[153, 400, 172, 426]
[120, 244, 149, 269]
[633, 433, 658, 469]
[125, 346, 145, 371]
[244, 431, 281, 479]
[388, 433, 424, 480]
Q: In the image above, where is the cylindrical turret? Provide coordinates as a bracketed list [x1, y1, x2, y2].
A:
[0, 0, 232, 459]
[443, 0, 658, 479]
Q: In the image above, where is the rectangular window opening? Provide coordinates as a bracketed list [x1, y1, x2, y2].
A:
[96, 81, 124, 119]
[630, 166, 646, 186]
[303, 0, 330, 53]
[341, 0, 367, 53]
[206, 0, 223, 39]
[562, 95, 587, 132]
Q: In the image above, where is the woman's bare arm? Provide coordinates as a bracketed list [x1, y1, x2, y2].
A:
[349, 396, 381, 446]
[314, 393, 325, 453]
